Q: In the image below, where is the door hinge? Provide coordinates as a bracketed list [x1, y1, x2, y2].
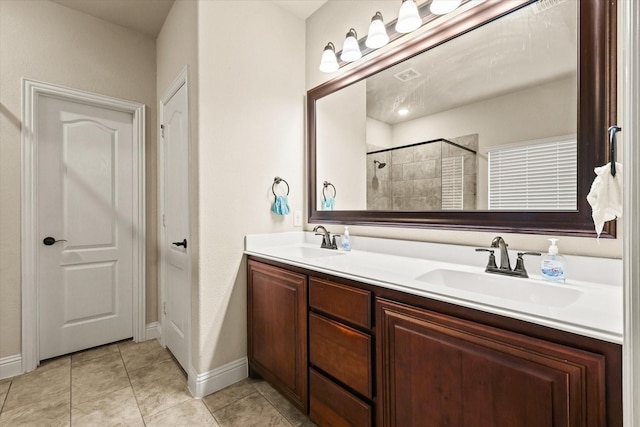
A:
[162, 214, 166, 227]
[160, 124, 165, 138]
[163, 301, 167, 316]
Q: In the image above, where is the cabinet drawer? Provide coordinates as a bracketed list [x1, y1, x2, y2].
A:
[310, 368, 372, 427]
[309, 277, 371, 329]
[309, 312, 372, 398]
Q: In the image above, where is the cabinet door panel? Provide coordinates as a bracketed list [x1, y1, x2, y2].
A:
[377, 298, 606, 427]
[248, 260, 307, 411]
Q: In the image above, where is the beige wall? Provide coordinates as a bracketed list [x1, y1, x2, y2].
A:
[306, 0, 622, 259]
[156, 0, 199, 370]
[195, 0, 306, 372]
[0, 0, 158, 358]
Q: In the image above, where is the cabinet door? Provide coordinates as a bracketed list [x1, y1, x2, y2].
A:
[248, 260, 307, 412]
[377, 298, 606, 427]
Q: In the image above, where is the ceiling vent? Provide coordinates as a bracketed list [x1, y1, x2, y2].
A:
[393, 68, 421, 82]
[534, 0, 568, 13]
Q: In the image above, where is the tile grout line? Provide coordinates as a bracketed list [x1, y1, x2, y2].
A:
[0, 379, 13, 415]
[117, 343, 148, 427]
[200, 384, 266, 426]
[253, 386, 297, 427]
[200, 398, 223, 427]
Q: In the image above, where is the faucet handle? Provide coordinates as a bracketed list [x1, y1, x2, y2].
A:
[514, 252, 542, 277]
[475, 248, 497, 270]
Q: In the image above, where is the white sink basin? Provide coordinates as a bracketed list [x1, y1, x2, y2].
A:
[416, 269, 582, 307]
[272, 246, 346, 259]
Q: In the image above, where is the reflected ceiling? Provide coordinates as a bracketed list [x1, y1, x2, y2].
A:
[366, 0, 576, 124]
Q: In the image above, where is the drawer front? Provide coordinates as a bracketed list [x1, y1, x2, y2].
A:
[309, 277, 371, 329]
[310, 368, 372, 427]
[309, 312, 372, 398]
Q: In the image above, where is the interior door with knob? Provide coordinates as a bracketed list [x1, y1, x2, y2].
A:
[37, 94, 135, 360]
[161, 75, 191, 373]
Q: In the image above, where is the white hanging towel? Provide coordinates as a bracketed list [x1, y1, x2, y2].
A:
[586, 162, 623, 237]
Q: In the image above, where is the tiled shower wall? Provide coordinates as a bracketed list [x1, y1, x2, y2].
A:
[366, 134, 478, 210]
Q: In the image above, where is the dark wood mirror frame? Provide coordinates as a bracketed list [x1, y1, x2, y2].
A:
[307, 0, 616, 238]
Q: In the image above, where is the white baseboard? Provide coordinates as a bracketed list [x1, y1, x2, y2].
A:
[145, 322, 161, 340]
[188, 357, 248, 398]
[0, 354, 23, 380]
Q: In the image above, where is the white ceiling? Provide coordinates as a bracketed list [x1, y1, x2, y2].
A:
[366, 0, 577, 125]
[50, 0, 326, 38]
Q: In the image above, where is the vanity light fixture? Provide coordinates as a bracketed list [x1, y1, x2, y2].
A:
[319, 42, 339, 73]
[430, 0, 462, 15]
[318, 0, 472, 73]
[340, 28, 362, 62]
[395, 0, 422, 33]
[366, 12, 389, 49]
[397, 108, 409, 115]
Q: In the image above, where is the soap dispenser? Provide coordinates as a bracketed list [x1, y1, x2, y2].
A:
[541, 238, 566, 282]
[340, 226, 351, 251]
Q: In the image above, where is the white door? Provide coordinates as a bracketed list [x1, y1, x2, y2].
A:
[37, 95, 135, 360]
[161, 79, 191, 372]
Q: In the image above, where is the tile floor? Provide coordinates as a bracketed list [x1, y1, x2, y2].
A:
[0, 340, 316, 426]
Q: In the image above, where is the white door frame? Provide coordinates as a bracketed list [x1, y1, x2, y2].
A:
[158, 67, 192, 380]
[622, 0, 640, 424]
[21, 79, 146, 372]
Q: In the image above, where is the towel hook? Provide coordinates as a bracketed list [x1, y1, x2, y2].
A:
[272, 176, 289, 197]
[322, 181, 336, 201]
[608, 126, 621, 176]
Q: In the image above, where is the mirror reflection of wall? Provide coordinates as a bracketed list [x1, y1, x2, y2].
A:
[366, 136, 477, 211]
[315, 0, 577, 212]
[316, 81, 366, 211]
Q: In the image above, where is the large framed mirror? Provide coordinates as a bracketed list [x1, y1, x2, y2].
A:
[307, 0, 616, 237]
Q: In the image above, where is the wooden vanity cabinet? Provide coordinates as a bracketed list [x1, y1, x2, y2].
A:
[247, 260, 308, 412]
[246, 258, 621, 427]
[377, 298, 614, 427]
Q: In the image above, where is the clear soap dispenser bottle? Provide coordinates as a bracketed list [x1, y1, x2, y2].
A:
[541, 238, 566, 282]
[340, 226, 351, 251]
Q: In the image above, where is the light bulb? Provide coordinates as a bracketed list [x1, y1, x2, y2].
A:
[395, 0, 421, 33]
[366, 12, 389, 49]
[340, 28, 362, 62]
[319, 42, 339, 73]
[429, 0, 462, 15]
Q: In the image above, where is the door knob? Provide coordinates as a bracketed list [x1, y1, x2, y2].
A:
[172, 239, 187, 249]
[43, 237, 67, 246]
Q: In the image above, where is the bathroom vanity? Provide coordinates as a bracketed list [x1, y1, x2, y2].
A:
[245, 233, 622, 427]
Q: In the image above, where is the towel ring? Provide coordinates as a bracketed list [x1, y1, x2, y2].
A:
[272, 177, 289, 197]
[323, 181, 336, 200]
[608, 126, 621, 176]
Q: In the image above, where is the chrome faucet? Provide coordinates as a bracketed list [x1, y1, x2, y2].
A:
[476, 236, 541, 278]
[491, 236, 511, 270]
[313, 225, 337, 250]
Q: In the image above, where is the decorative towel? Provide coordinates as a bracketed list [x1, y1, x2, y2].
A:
[586, 162, 622, 237]
[271, 195, 290, 216]
[322, 197, 335, 211]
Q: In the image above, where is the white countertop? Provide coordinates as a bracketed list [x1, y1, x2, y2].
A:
[245, 232, 623, 344]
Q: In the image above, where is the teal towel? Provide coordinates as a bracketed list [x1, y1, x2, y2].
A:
[271, 195, 290, 215]
[322, 197, 335, 211]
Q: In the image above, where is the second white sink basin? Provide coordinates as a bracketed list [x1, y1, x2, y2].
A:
[416, 268, 582, 307]
[272, 246, 346, 259]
